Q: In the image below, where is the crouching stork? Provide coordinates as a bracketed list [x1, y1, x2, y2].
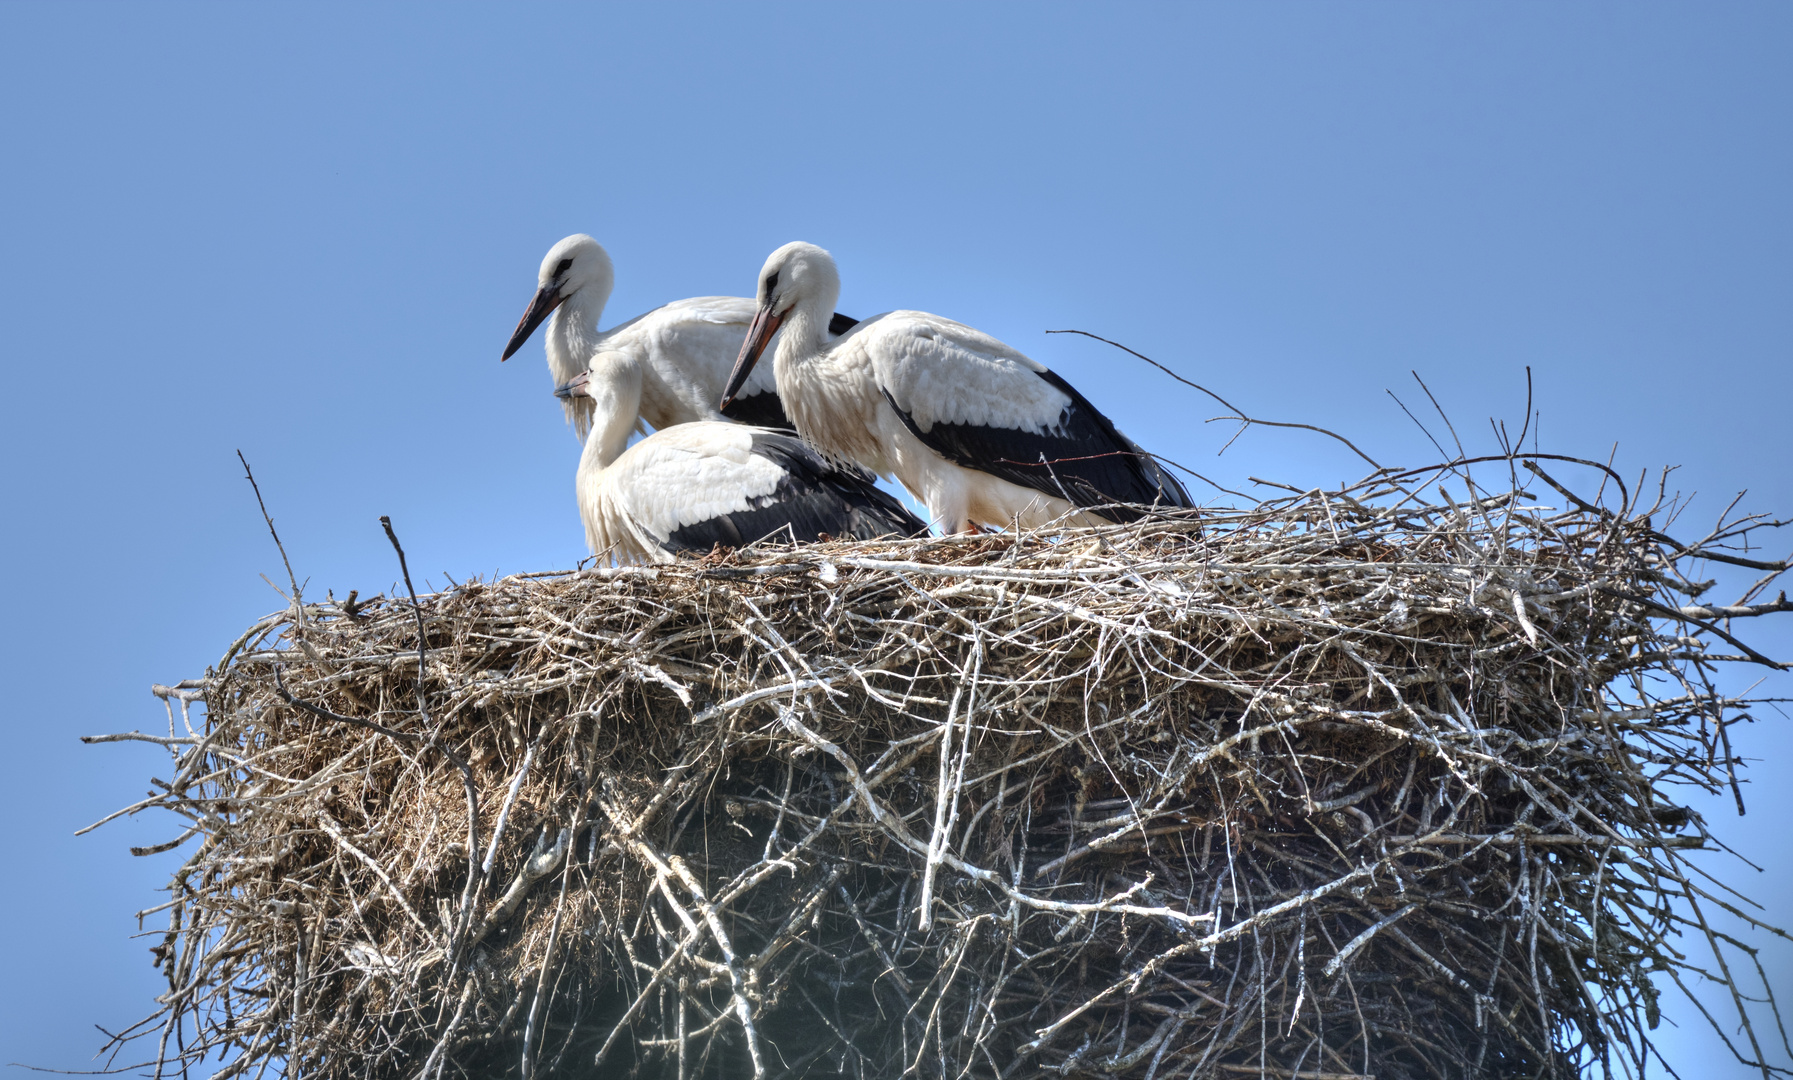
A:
[557, 355, 926, 564]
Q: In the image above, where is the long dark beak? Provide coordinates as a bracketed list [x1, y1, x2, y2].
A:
[720, 304, 782, 408]
[501, 285, 566, 361]
[553, 370, 591, 400]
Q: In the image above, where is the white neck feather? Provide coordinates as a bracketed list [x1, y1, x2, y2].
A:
[578, 354, 643, 473]
[546, 271, 615, 391]
[773, 266, 841, 374]
[576, 354, 646, 560]
[774, 285, 886, 472]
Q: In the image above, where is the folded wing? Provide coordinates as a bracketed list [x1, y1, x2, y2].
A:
[609, 425, 926, 555]
[870, 314, 1191, 521]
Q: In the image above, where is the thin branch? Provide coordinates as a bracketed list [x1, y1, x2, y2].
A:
[237, 450, 298, 600]
[1046, 329, 1385, 471]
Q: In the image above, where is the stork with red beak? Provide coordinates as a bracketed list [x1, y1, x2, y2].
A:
[556, 354, 926, 564]
[721, 242, 1193, 533]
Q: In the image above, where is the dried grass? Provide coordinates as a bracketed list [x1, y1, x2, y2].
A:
[90, 454, 1793, 1080]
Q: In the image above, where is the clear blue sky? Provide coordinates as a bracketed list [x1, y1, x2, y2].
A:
[2, 4, 1789, 1075]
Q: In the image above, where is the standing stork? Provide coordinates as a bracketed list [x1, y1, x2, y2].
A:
[556, 354, 926, 564]
[501, 234, 860, 436]
[720, 242, 1193, 533]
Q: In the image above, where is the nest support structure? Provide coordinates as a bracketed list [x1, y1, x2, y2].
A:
[93, 458, 1793, 1080]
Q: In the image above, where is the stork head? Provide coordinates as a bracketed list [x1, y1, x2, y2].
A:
[721, 242, 839, 408]
[501, 234, 616, 361]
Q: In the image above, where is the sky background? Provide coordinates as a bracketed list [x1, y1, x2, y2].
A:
[1, 3, 1789, 1076]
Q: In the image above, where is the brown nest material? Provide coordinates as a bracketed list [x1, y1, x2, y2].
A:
[89, 457, 1793, 1080]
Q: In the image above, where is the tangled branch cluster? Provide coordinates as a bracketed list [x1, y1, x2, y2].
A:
[91, 458, 1792, 1080]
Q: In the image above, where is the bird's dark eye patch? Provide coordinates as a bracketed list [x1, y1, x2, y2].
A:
[764, 271, 779, 296]
[553, 258, 574, 279]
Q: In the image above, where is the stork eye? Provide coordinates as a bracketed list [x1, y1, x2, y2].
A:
[764, 271, 779, 295]
[553, 258, 574, 279]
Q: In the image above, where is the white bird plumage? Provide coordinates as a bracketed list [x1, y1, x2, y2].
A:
[721, 242, 1194, 534]
[558, 353, 926, 564]
[503, 234, 858, 437]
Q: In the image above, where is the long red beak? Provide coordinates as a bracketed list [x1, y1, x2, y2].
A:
[501, 285, 566, 361]
[720, 304, 782, 408]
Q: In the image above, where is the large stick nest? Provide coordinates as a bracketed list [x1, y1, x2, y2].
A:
[95, 458, 1793, 1080]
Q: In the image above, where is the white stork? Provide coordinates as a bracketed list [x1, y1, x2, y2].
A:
[556, 353, 926, 564]
[720, 242, 1194, 534]
[501, 234, 860, 436]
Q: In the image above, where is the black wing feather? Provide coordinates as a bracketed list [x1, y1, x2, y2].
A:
[881, 368, 1192, 523]
[719, 388, 792, 430]
[664, 432, 927, 552]
[714, 314, 855, 430]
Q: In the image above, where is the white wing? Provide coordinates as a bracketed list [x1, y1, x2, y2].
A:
[603, 297, 783, 429]
[650, 295, 758, 327]
[865, 311, 1068, 433]
[606, 424, 787, 543]
[862, 311, 1193, 515]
